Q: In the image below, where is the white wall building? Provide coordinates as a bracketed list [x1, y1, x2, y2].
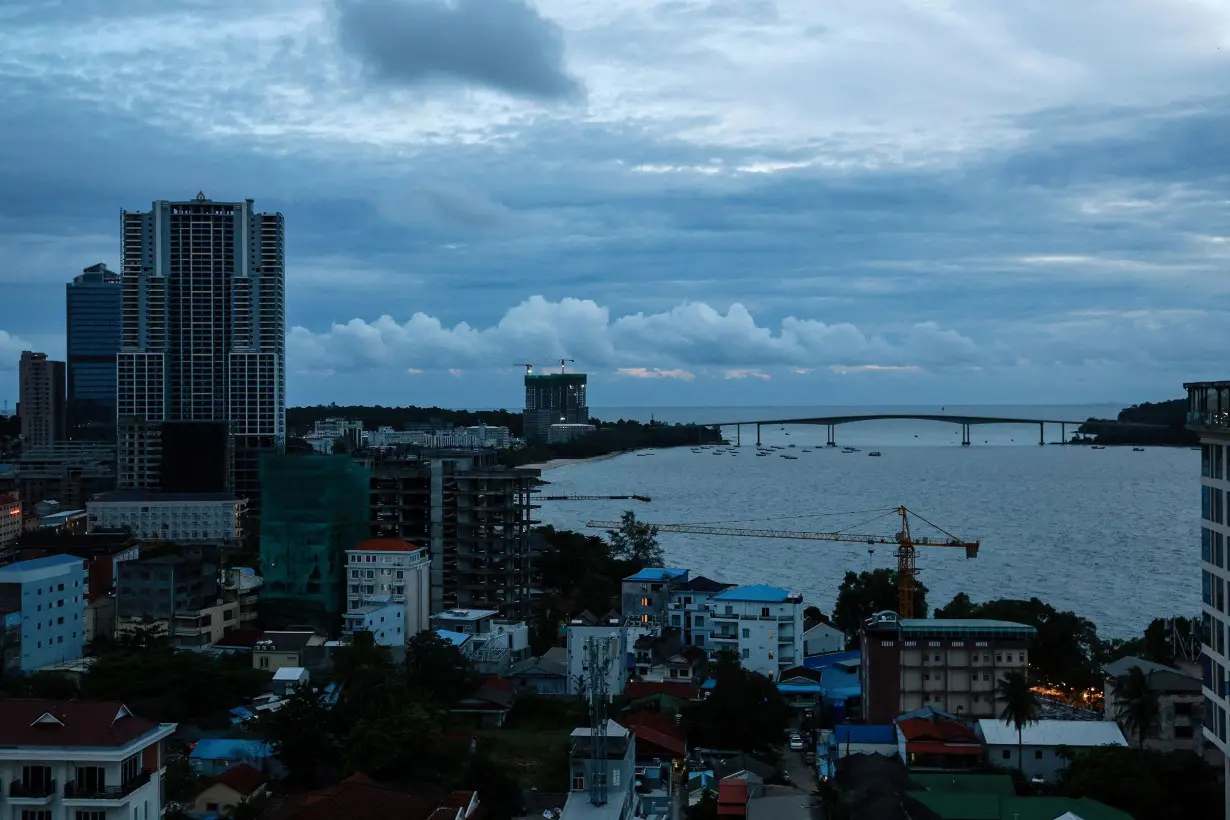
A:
[345, 538, 431, 637]
[707, 584, 804, 680]
[86, 490, 245, 543]
[343, 601, 407, 647]
[1186, 380, 1230, 819]
[0, 699, 176, 819]
[804, 622, 846, 656]
[430, 608, 531, 675]
[976, 719, 1127, 782]
[565, 615, 629, 698]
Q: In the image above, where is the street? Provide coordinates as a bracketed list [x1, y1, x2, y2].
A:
[780, 745, 816, 793]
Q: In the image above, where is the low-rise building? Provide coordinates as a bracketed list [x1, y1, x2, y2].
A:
[189, 738, 277, 778]
[0, 699, 176, 817]
[668, 575, 733, 650]
[87, 490, 246, 544]
[975, 719, 1128, 782]
[430, 608, 530, 675]
[116, 554, 238, 648]
[509, 646, 568, 695]
[860, 614, 1036, 723]
[622, 567, 689, 626]
[0, 553, 87, 671]
[344, 601, 407, 647]
[190, 763, 268, 818]
[345, 538, 431, 637]
[708, 584, 804, 680]
[253, 630, 329, 674]
[562, 720, 639, 820]
[1103, 655, 1206, 754]
[804, 621, 846, 656]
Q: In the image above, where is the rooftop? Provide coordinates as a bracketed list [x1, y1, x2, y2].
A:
[261, 772, 438, 820]
[1103, 656, 1202, 691]
[0, 553, 84, 575]
[91, 490, 241, 503]
[190, 738, 274, 760]
[713, 584, 797, 603]
[433, 608, 499, 621]
[570, 719, 630, 740]
[214, 763, 267, 796]
[348, 538, 426, 553]
[624, 567, 688, 583]
[435, 629, 472, 647]
[885, 618, 1037, 637]
[672, 575, 733, 593]
[834, 724, 897, 745]
[273, 667, 308, 681]
[976, 718, 1128, 748]
[0, 700, 171, 748]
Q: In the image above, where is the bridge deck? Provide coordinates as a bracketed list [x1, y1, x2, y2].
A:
[704, 413, 1090, 427]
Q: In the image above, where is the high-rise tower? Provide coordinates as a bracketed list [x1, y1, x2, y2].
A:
[18, 351, 65, 448]
[116, 194, 285, 505]
[66, 262, 121, 441]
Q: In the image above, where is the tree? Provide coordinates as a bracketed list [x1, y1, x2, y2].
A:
[344, 700, 444, 783]
[1111, 666, 1161, 749]
[995, 671, 1039, 776]
[1059, 746, 1221, 820]
[404, 630, 478, 704]
[832, 569, 929, 641]
[18, 671, 79, 699]
[467, 751, 525, 820]
[607, 510, 664, 567]
[254, 684, 341, 787]
[803, 605, 832, 625]
[683, 651, 790, 754]
[686, 789, 718, 820]
[162, 756, 201, 804]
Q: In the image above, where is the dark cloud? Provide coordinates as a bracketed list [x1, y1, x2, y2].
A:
[334, 0, 584, 101]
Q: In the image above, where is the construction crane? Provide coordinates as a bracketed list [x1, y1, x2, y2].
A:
[585, 506, 978, 619]
[513, 362, 535, 374]
[557, 358, 576, 373]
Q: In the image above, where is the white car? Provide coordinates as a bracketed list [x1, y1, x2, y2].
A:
[788, 733, 806, 751]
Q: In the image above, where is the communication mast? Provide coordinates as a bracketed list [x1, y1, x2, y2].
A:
[585, 635, 612, 806]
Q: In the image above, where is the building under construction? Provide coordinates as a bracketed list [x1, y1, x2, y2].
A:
[523, 370, 589, 443]
[368, 450, 539, 617]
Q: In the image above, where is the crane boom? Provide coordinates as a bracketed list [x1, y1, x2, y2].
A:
[585, 506, 978, 618]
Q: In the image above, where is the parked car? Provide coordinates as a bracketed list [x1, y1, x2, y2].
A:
[788, 733, 806, 751]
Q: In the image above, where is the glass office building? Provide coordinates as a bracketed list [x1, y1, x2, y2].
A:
[66, 263, 121, 440]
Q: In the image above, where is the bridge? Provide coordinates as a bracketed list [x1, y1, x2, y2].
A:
[698, 413, 1163, 447]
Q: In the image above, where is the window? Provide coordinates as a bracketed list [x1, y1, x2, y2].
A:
[742, 628, 750, 638]
[259, 656, 270, 669]
[612, 768, 621, 787]
[742, 648, 750, 659]
[1002, 750, 1011, 760]
[640, 597, 650, 607]
[22, 811, 52, 820]
[933, 653, 941, 661]
[761, 607, 771, 617]
[983, 672, 990, 681]
[924, 672, 931, 680]
[995, 653, 1003, 662]
[1018, 652, 1025, 662]
[572, 775, 585, 791]
[1034, 750, 1043, 760]
[695, 616, 705, 627]
[1176, 725, 1195, 739]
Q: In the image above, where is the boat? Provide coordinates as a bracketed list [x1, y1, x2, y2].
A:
[841, 447, 859, 453]
[802, 449, 812, 453]
[788, 444, 796, 448]
[1092, 445, 1106, 450]
[757, 452, 769, 457]
[1133, 447, 1145, 452]
[869, 451, 882, 457]
[780, 454, 798, 460]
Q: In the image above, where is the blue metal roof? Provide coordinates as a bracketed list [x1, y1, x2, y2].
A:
[0, 554, 83, 574]
[624, 567, 688, 582]
[803, 650, 860, 670]
[833, 724, 896, 745]
[190, 738, 272, 760]
[777, 683, 822, 694]
[435, 629, 471, 647]
[713, 584, 791, 603]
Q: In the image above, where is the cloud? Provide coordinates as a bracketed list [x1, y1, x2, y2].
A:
[334, 0, 584, 101]
[0, 331, 33, 370]
[617, 367, 696, 381]
[723, 369, 770, 380]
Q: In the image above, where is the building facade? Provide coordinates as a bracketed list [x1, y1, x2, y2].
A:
[523, 371, 589, 443]
[344, 538, 431, 635]
[368, 451, 539, 617]
[976, 719, 1128, 782]
[0, 700, 176, 820]
[562, 721, 638, 820]
[87, 490, 246, 543]
[66, 262, 122, 441]
[343, 602, 406, 647]
[707, 584, 804, 680]
[621, 567, 690, 626]
[667, 575, 733, 649]
[19, 351, 66, 448]
[10, 443, 116, 523]
[1185, 380, 1230, 813]
[860, 615, 1036, 723]
[117, 194, 286, 504]
[115, 554, 232, 648]
[0, 493, 20, 547]
[1103, 656, 1206, 755]
[0, 554, 87, 672]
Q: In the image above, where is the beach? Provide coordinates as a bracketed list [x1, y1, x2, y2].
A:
[521, 451, 632, 472]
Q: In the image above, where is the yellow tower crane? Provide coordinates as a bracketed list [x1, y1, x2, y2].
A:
[586, 506, 979, 619]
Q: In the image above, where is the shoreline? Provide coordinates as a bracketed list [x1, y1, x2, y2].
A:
[522, 450, 637, 472]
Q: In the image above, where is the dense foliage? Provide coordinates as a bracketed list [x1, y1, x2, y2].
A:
[682, 651, 790, 754]
[500, 419, 720, 466]
[1077, 398, 1196, 445]
[1058, 746, 1222, 820]
[832, 569, 929, 642]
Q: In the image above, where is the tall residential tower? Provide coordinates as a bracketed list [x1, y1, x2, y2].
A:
[117, 194, 285, 503]
[523, 370, 589, 442]
[18, 351, 65, 448]
[66, 262, 121, 440]
[1185, 380, 1230, 817]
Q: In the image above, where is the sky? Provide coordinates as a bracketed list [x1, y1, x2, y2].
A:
[0, 0, 1227, 411]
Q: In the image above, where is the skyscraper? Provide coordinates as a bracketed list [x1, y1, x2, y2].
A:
[523, 370, 589, 442]
[66, 262, 121, 440]
[18, 351, 65, 448]
[116, 194, 285, 505]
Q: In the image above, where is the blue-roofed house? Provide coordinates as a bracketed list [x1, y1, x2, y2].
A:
[189, 738, 280, 778]
[0, 553, 87, 671]
[707, 585, 804, 680]
[435, 628, 473, 653]
[622, 567, 689, 626]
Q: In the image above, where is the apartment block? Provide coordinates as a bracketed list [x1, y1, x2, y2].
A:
[0, 700, 176, 819]
[667, 575, 734, 649]
[523, 371, 588, 443]
[87, 490, 246, 544]
[0, 554, 87, 672]
[562, 720, 638, 820]
[368, 451, 539, 617]
[621, 567, 689, 626]
[706, 584, 804, 680]
[115, 554, 236, 648]
[344, 538, 431, 636]
[18, 351, 66, 448]
[1103, 656, 1206, 755]
[860, 614, 1036, 723]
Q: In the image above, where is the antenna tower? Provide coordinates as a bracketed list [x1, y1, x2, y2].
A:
[585, 635, 611, 806]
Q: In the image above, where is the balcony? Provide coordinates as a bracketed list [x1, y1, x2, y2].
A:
[1186, 382, 1230, 431]
[9, 779, 56, 801]
[64, 770, 152, 802]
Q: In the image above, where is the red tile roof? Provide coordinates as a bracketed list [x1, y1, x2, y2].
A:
[215, 764, 267, 796]
[623, 681, 701, 701]
[718, 779, 749, 805]
[263, 773, 438, 820]
[896, 717, 976, 742]
[0, 493, 19, 506]
[351, 538, 424, 553]
[617, 711, 686, 757]
[0, 700, 163, 748]
[905, 741, 983, 756]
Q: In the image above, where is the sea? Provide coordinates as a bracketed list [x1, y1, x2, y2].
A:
[532, 404, 1197, 639]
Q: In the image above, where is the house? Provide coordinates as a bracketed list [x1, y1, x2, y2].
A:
[189, 738, 277, 777]
[190, 763, 268, 817]
[431, 608, 531, 676]
[803, 620, 845, 656]
[617, 710, 686, 759]
[562, 719, 639, 820]
[261, 772, 483, 820]
[668, 575, 734, 650]
[622, 567, 690, 625]
[451, 677, 515, 728]
[632, 628, 706, 683]
[829, 724, 899, 759]
[271, 666, 309, 696]
[343, 601, 407, 647]
[707, 585, 804, 680]
[0, 699, 176, 817]
[1103, 655, 1206, 754]
[975, 719, 1128, 782]
[775, 667, 823, 711]
[508, 646, 568, 695]
[0, 553, 87, 671]
[252, 630, 328, 673]
[906, 772, 1133, 820]
[896, 711, 983, 770]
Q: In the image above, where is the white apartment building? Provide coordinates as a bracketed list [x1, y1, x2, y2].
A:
[344, 601, 407, 647]
[565, 613, 630, 699]
[0, 492, 20, 546]
[707, 584, 804, 680]
[1186, 380, 1230, 817]
[87, 490, 246, 543]
[0, 699, 176, 820]
[345, 539, 431, 637]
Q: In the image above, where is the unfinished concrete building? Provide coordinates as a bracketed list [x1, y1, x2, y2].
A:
[368, 450, 539, 617]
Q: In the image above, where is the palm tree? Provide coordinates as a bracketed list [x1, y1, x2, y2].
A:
[996, 671, 1040, 775]
[1112, 665, 1161, 749]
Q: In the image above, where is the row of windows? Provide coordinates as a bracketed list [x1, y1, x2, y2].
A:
[1203, 485, 1226, 525]
[1203, 570, 1226, 613]
[925, 671, 1002, 681]
[1203, 444, 1227, 480]
[350, 569, 407, 580]
[1203, 528, 1226, 569]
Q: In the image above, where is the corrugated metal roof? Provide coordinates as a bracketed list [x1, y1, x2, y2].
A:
[834, 724, 897, 744]
[713, 584, 792, 603]
[976, 719, 1128, 748]
[0, 554, 83, 574]
[624, 567, 688, 582]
